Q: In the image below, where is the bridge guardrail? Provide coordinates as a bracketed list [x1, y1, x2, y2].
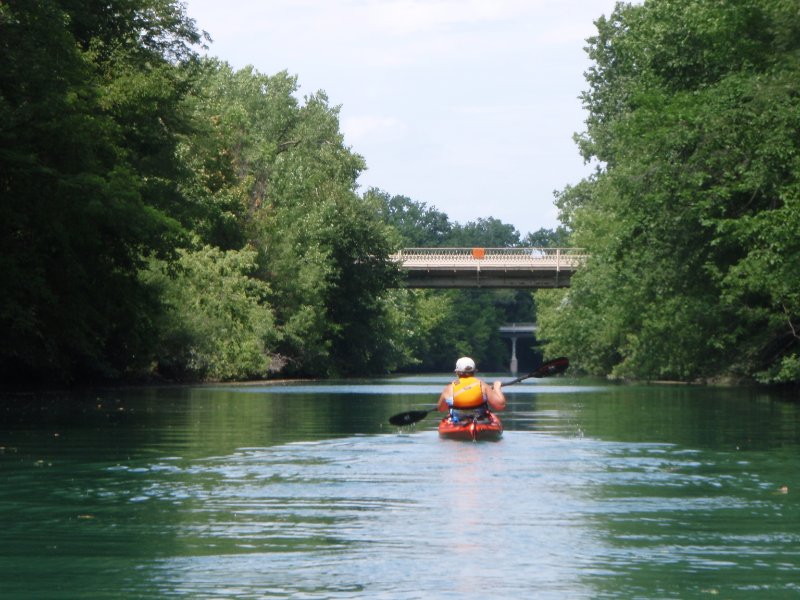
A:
[390, 247, 588, 269]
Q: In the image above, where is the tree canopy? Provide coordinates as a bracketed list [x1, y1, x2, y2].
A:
[14, 0, 794, 386]
[1, 2, 409, 382]
[536, 0, 800, 383]
[1, 0, 203, 381]
[0, 1, 554, 385]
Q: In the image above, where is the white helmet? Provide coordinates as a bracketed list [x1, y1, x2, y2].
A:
[454, 356, 476, 373]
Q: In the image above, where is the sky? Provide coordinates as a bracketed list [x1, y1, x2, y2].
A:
[182, 0, 624, 235]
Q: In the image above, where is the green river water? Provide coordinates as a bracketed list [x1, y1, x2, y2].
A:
[1, 376, 798, 599]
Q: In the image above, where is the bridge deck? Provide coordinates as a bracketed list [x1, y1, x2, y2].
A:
[391, 248, 587, 288]
[499, 323, 537, 335]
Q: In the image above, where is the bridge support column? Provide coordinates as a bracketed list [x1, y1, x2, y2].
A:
[499, 323, 535, 374]
[509, 336, 518, 375]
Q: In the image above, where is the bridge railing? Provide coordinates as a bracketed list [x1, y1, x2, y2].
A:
[390, 247, 588, 269]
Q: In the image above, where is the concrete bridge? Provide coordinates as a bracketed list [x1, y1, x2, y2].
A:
[499, 323, 537, 374]
[390, 247, 587, 288]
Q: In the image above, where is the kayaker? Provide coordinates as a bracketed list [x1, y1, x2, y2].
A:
[437, 356, 506, 422]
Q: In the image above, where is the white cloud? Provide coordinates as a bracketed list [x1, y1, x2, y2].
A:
[341, 115, 408, 145]
[361, 0, 541, 35]
[536, 22, 602, 46]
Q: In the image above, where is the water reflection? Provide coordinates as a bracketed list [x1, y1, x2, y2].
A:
[0, 380, 798, 598]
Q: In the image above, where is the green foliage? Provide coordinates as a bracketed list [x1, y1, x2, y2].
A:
[538, 0, 800, 382]
[523, 226, 571, 248]
[446, 217, 521, 247]
[143, 246, 278, 381]
[180, 61, 400, 377]
[0, 0, 201, 382]
[0, 2, 571, 384]
[370, 190, 531, 250]
[379, 289, 454, 371]
[369, 189, 452, 247]
[176, 62, 304, 249]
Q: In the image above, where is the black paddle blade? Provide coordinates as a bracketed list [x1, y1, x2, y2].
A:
[389, 410, 432, 426]
[532, 356, 569, 378]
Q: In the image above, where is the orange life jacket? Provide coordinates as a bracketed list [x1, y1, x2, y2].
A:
[451, 376, 486, 409]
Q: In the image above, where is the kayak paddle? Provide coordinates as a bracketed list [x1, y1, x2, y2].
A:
[502, 355, 570, 386]
[388, 407, 439, 426]
[388, 356, 570, 426]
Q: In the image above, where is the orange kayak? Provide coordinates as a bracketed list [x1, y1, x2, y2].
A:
[438, 411, 503, 442]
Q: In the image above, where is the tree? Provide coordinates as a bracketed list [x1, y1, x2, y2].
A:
[369, 190, 453, 247]
[523, 226, 571, 248]
[143, 246, 279, 380]
[179, 61, 400, 376]
[537, 0, 800, 382]
[0, 0, 203, 382]
[446, 217, 521, 247]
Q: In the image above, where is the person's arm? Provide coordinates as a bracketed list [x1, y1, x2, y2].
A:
[437, 383, 454, 412]
[485, 381, 507, 411]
